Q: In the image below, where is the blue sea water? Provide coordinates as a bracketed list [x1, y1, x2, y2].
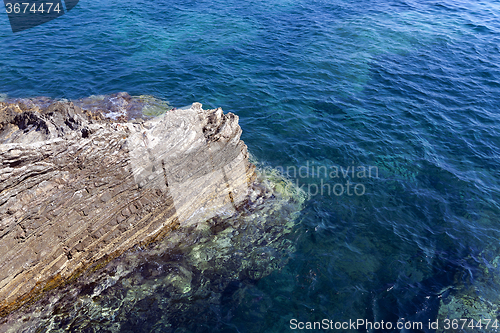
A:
[1, 0, 500, 332]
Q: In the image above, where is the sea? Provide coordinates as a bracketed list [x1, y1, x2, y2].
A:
[1, 0, 500, 332]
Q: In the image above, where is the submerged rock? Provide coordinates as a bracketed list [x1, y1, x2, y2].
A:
[0, 94, 305, 330]
[437, 247, 500, 333]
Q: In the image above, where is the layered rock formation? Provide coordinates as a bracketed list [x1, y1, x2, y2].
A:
[0, 94, 260, 318]
[0, 168, 305, 332]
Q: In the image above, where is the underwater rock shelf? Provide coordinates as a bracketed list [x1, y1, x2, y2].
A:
[0, 93, 260, 318]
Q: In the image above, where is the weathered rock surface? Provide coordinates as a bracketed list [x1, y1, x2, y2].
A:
[0, 95, 257, 317]
[0, 169, 305, 332]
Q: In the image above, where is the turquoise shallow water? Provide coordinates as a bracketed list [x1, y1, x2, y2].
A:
[1, 0, 500, 332]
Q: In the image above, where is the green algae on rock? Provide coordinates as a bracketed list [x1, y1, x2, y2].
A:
[437, 246, 500, 333]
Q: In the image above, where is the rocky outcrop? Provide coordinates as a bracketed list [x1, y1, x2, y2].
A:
[0, 94, 258, 317]
[0, 169, 305, 332]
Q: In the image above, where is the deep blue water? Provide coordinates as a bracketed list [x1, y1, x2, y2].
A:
[1, 0, 500, 332]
